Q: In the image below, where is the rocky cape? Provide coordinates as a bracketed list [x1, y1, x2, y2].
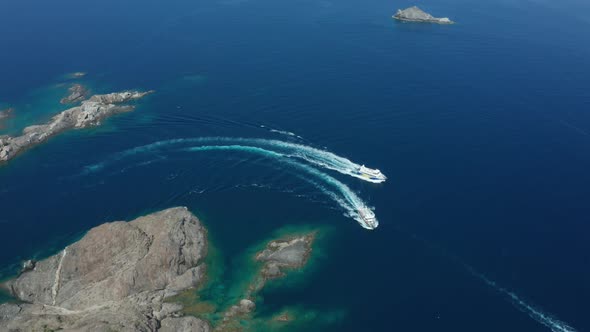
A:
[0, 90, 153, 163]
[0, 207, 210, 332]
[393, 6, 454, 24]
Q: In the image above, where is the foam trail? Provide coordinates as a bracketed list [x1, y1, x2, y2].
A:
[463, 265, 577, 332]
[396, 230, 578, 332]
[184, 145, 378, 230]
[82, 137, 386, 183]
[268, 128, 303, 139]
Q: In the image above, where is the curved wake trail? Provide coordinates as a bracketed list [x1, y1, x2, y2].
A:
[463, 266, 577, 332]
[82, 137, 385, 183]
[183, 145, 378, 230]
[404, 229, 578, 332]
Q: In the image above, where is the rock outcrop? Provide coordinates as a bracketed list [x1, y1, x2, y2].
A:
[0, 207, 210, 332]
[215, 233, 315, 331]
[67, 72, 87, 79]
[393, 6, 454, 24]
[0, 90, 153, 163]
[60, 84, 89, 104]
[255, 234, 314, 285]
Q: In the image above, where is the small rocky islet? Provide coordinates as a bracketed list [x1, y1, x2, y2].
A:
[0, 207, 319, 332]
[393, 6, 454, 24]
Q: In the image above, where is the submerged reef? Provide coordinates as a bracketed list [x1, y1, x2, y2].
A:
[214, 232, 316, 331]
[65, 72, 87, 79]
[0, 90, 153, 163]
[393, 6, 454, 24]
[0, 108, 14, 129]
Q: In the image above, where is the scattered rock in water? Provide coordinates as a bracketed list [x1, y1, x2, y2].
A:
[222, 299, 256, 321]
[20, 260, 35, 274]
[68, 72, 87, 79]
[0, 108, 14, 129]
[214, 232, 316, 331]
[393, 6, 454, 24]
[0, 90, 154, 164]
[0, 108, 13, 120]
[60, 84, 89, 104]
[273, 311, 294, 322]
[0, 207, 210, 332]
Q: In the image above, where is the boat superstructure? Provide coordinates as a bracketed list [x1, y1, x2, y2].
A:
[352, 165, 387, 183]
[357, 206, 378, 230]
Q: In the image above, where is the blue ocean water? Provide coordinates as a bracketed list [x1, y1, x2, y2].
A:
[1, 0, 590, 331]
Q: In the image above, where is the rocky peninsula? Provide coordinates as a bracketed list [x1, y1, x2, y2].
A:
[0, 90, 153, 163]
[60, 84, 89, 104]
[0, 207, 210, 331]
[0, 209, 319, 332]
[393, 6, 454, 24]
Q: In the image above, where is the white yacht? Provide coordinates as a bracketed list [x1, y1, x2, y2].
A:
[351, 165, 387, 183]
[358, 206, 379, 230]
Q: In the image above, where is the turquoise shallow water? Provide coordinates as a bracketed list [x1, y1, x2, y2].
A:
[1, 0, 590, 331]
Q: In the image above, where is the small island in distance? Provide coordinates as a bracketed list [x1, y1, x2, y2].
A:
[393, 6, 454, 24]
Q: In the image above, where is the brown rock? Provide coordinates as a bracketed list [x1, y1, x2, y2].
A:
[0, 207, 210, 332]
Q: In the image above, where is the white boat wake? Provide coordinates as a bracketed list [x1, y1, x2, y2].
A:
[83, 137, 387, 183]
[400, 231, 578, 332]
[463, 265, 577, 332]
[183, 145, 378, 230]
[260, 125, 304, 139]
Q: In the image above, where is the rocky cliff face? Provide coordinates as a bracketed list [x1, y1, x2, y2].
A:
[0, 90, 153, 163]
[393, 6, 454, 24]
[0, 207, 210, 332]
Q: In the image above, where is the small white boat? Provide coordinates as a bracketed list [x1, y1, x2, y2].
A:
[351, 165, 387, 183]
[358, 206, 379, 230]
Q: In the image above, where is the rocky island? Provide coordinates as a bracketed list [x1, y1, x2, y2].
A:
[60, 84, 89, 104]
[213, 232, 315, 331]
[393, 6, 454, 24]
[0, 90, 153, 163]
[0, 208, 319, 331]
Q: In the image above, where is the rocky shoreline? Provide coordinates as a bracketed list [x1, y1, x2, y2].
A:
[0, 209, 318, 332]
[0, 90, 153, 163]
[393, 6, 454, 24]
[0, 207, 210, 331]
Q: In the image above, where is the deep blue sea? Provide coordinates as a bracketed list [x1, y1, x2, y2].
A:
[1, 0, 590, 331]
